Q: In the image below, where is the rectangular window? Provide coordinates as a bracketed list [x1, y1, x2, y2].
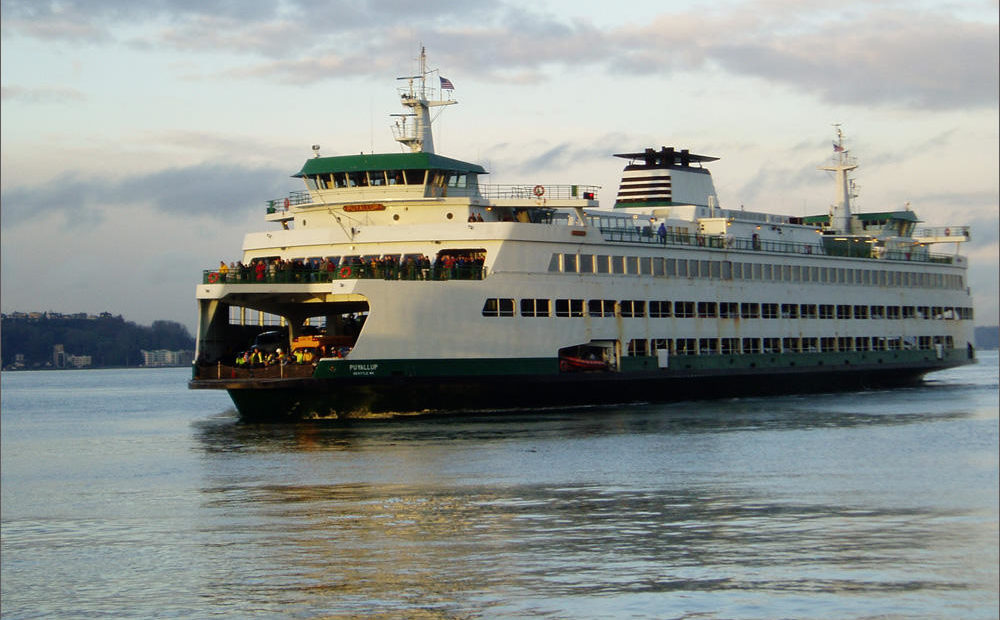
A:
[675, 338, 696, 355]
[837, 304, 852, 319]
[611, 256, 625, 274]
[700, 260, 710, 278]
[870, 305, 885, 319]
[677, 260, 688, 277]
[902, 306, 916, 319]
[782, 337, 800, 353]
[555, 299, 584, 317]
[855, 336, 870, 351]
[652, 257, 665, 276]
[627, 339, 648, 356]
[721, 338, 740, 355]
[763, 338, 781, 354]
[563, 254, 577, 273]
[801, 304, 818, 319]
[639, 257, 653, 275]
[838, 337, 853, 352]
[720, 302, 739, 318]
[763, 264, 773, 280]
[781, 303, 799, 319]
[699, 338, 719, 355]
[821, 337, 837, 352]
[482, 298, 515, 317]
[802, 337, 819, 352]
[578, 254, 594, 273]
[588, 299, 616, 317]
[626, 256, 640, 275]
[742, 338, 761, 354]
[649, 301, 672, 318]
[665, 258, 676, 277]
[710, 261, 721, 279]
[721, 261, 732, 280]
[762, 303, 779, 319]
[596, 255, 611, 274]
[675, 301, 695, 318]
[521, 298, 550, 317]
[741, 303, 760, 319]
[547, 254, 560, 272]
[853, 305, 868, 319]
[620, 300, 646, 318]
[819, 304, 834, 319]
[651, 338, 669, 352]
[886, 306, 900, 320]
[697, 302, 718, 318]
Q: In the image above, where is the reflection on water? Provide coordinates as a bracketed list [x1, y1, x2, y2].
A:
[184, 379, 998, 618]
[1, 359, 995, 618]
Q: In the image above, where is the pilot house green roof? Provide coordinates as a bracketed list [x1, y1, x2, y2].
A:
[294, 152, 487, 177]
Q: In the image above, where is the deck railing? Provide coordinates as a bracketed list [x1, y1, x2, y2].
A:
[204, 263, 486, 285]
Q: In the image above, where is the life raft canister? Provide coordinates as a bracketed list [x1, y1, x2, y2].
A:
[533, 184, 545, 197]
[338, 265, 352, 278]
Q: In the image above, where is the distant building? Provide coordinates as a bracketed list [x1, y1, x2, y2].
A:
[141, 349, 194, 367]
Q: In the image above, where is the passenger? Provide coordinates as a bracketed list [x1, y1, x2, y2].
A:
[294, 349, 304, 364]
[250, 347, 264, 367]
[219, 261, 229, 281]
[476, 213, 484, 222]
[302, 348, 315, 364]
[275, 348, 288, 365]
[657, 222, 667, 244]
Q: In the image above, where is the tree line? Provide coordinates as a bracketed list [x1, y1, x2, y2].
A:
[1, 315, 195, 369]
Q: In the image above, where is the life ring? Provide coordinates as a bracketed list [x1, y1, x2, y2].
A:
[283, 198, 290, 209]
[207, 272, 220, 283]
[338, 265, 352, 278]
[533, 185, 545, 197]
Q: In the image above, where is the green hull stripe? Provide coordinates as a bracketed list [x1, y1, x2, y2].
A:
[314, 349, 968, 379]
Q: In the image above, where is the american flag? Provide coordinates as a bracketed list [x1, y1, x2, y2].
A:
[440, 76, 455, 90]
[833, 142, 845, 152]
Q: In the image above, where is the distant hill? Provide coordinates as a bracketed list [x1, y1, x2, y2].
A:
[974, 326, 999, 350]
[1, 312, 194, 369]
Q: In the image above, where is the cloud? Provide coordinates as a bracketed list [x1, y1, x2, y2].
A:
[1, 163, 297, 229]
[1, 85, 87, 103]
[4, 1, 994, 110]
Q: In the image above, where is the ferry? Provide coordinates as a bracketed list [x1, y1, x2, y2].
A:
[190, 49, 976, 421]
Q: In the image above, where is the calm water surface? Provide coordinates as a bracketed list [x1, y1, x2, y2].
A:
[2, 354, 997, 619]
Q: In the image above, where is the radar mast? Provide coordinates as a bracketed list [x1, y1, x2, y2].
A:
[391, 47, 457, 154]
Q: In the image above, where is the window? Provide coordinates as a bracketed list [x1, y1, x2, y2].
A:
[675, 301, 695, 318]
[762, 303, 778, 319]
[620, 300, 646, 318]
[802, 337, 819, 352]
[677, 259, 688, 278]
[520, 298, 550, 317]
[886, 306, 900, 320]
[742, 338, 761, 354]
[763, 338, 781, 354]
[699, 338, 718, 355]
[555, 299, 584, 317]
[649, 301, 672, 318]
[675, 339, 696, 355]
[801, 304, 818, 319]
[611, 256, 625, 274]
[697, 302, 718, 318]
[563, 254, 577, 273]
[821, 337, 837, 352]
[652, 257, 665, 276]
[596, 255, 611, 274]
[853, 305, 869, 319]
[721, 338, 740, 355]
[870, 305, 885, 319]
[627, 339, 648, 356]
[837, 304, 852, 319]
[548, 254, 560, 272]
[639, 257, 653, 275]
[626, 256, 640, 275]
[651, 338, 669, 352]
[838, 337, 852, 351]
[855, 337, 870, 351]
[588, 299, 616, 317]
[578, 254, 594, 273]
[782, 337, 800, 352]
[665, 258, 677, 277]
[902, 306, 916, 319]
[781, 303, 798, 319]
[741, 303, 760, 319]
[482, 298, 514, 317]
[720, 302, 739, 318]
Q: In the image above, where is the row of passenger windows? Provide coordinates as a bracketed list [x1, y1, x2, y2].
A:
[305, 169, 473, 190]
[627, 335, 955, 356]
[483, 298, 974, 321]
[548, 253, 964, 290]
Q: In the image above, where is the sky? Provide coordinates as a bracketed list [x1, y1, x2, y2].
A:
[2, 0, 998, 335]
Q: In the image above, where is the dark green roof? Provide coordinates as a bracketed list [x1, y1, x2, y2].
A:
[294, 152, 487, 177]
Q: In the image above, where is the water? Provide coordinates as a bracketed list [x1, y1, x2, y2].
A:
[2, 354, 997, 619]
